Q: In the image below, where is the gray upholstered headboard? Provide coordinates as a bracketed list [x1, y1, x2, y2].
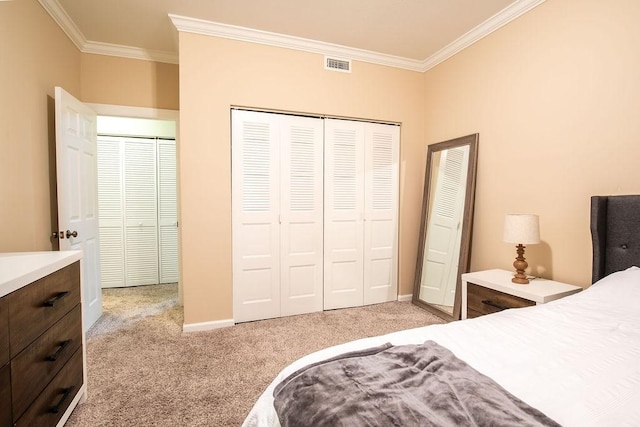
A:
[591, 195, 640, 283]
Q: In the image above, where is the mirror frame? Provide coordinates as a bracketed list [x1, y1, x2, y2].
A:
[412, 133, 479, 321]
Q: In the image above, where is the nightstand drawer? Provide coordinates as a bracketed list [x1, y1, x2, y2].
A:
[467, 282, 535, 318]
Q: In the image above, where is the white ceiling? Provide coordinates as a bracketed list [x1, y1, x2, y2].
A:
[43, 0, 543, 69]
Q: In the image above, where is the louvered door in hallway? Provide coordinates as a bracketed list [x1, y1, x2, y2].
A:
[97, 136, 178, 288]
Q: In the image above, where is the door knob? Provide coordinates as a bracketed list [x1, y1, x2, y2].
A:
[65, 230, 78, 238]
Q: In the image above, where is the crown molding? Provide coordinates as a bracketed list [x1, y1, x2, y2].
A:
[168, 14, 425, 72]
[420, 0, 546, 71]
[40, 0, 545, 70]
[38, 0, 178, 64]
[83, 41, 179, 64]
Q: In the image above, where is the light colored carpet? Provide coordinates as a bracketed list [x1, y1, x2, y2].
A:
[67, 284, 446, 426]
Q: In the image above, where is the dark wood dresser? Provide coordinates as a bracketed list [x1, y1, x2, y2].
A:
[0, 252, 85, 427]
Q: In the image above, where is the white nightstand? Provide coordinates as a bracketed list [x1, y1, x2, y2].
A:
[461, 269, 582, 319]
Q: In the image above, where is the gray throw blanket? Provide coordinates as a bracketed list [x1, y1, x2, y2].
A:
[273, 340, 560, 427]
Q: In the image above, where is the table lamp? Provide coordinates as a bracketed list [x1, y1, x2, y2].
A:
[503, 214, 540, 284]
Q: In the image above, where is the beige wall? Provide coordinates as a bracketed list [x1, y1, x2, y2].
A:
[423, 0, 640, 287]
[179, 33, 425, 324]
[81, 54, 179, 110]
[0, 0, 81, 252]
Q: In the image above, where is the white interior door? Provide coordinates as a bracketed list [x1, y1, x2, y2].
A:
[158, 140, 179, 283]
[324, 119, 365, 310]
[420, 146, 470, 305]
[279, 116, 324, 316]
[232, 110, 281, 322]
[55, 86, 103, 331]
[363, 123, 399, 305]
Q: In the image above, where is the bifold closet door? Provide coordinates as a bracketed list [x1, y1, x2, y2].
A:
[232, 110, 323, 323]
[279, 116, 324, 317]
[324, 119, 399, 310]
[363, 123, 400, 305]
[97, 137, 125, 287]
[98, 137, 178, 288]
[123, 138, 159, 286]
[323, 120, 365, 309]
[232, 111, 281, 323]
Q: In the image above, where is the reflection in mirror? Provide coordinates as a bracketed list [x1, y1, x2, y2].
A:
[412, 134, 478, 321]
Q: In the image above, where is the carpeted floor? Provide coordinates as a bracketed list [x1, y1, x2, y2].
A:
[66, 284, 446, 426]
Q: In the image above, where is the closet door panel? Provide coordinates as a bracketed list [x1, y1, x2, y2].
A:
[232, 110, 281, 323]
[280, 116, 324, 316]
[158, 140, 179, 283]
[124, 138, 159, 286]
[97, 137, 125, 288]
[364, 124, 399, 304]
[324, 119, 365, 310]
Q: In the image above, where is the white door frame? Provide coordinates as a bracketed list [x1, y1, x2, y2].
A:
[88, 103, 182, 304]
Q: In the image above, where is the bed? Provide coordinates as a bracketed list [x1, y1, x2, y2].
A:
[243, 195, 640, 426]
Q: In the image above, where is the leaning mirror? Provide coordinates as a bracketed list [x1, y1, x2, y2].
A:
[412, 134, 479, 321]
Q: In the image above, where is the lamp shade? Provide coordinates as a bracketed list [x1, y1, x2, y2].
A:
[503, 214, 540, 245]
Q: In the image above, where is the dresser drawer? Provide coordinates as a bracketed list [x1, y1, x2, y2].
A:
[14, 347, 83, 427]
[467, 282, 535, 318]
[8, 261, 80, 357]
[11, 304, 82, 421]
[0, 363, 11, 427]
[0, 297, 8, 366]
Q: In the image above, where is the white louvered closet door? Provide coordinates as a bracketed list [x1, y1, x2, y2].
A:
[97, 137, 125, 288]
[363, 123, 399, 305]
[279, 116, 324, 317]
[232, 110, 281, 323]
[323, 119, 365, 310]
[124, 138, 159, 286]
[157, 140, 179, 283]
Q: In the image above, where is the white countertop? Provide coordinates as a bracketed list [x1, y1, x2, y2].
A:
[0, 251, 83, 298]
[461, 269, 582, 303]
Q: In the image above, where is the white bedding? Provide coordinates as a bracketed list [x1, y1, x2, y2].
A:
[243, 267, 640, 427]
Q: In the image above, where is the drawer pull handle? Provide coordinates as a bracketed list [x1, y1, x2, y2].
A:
[48, 386, 74, 414]
[46, 339, 72, 362]
[43, 291, 69, 307]
[481, 299, 510, 311]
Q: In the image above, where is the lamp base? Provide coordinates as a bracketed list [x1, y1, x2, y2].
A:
[512, 274, 530, 285]
[512, 244, 530, 285]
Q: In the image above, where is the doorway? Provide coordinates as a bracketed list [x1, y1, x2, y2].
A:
[90, 104, 181, 310]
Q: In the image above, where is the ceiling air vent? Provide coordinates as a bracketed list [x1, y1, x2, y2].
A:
[324, 56, 351, 73]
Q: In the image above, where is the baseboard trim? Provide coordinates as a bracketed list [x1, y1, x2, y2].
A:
[397, 294, 413, 302]
[182, 318, 234, 333]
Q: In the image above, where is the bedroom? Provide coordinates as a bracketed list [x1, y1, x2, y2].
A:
[1, 0, 640, 424]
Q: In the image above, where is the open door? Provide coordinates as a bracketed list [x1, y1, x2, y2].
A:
[55, 87, 103, 331]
